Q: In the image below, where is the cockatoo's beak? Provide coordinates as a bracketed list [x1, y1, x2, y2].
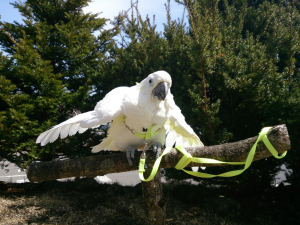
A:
[153, 81, 168, 101]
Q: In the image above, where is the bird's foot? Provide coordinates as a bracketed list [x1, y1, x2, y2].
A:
[152, 142, 162, 158]
[126, 147, 136, 166]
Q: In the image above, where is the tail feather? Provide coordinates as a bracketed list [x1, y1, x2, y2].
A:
[91, 138, 111, 153]
[91, 137, 119, 152]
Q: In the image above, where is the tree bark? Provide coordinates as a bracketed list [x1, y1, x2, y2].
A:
[26, 124, 290, 182]
[142, 169, 166, 225]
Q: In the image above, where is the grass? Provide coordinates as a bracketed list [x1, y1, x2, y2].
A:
[0, 179, 298, 225]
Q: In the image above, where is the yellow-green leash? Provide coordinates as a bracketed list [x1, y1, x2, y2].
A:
[139, 127, 287, 181]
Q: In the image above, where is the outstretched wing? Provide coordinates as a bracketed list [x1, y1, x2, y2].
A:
[36, 87, 129, 146]
[165, 97, 203, 148]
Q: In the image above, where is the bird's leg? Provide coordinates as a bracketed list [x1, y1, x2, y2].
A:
[141, 141, 148, 159]
[152, 142, 162, 158]
[139, 141, 150, 169]
[126, 147, 136, 166]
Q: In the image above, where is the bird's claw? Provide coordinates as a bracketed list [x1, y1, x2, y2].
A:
[152, 142, 162, 158]
[126, 147, 136, 166]
[126, 142, 161, 167]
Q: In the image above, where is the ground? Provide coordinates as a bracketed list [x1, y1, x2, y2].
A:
[0, 179, 299, 225]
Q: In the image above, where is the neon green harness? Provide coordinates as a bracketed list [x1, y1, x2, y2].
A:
[121, 116, 158, 140]
[138, 127, 287, 181]
[135, 126, 158, 140]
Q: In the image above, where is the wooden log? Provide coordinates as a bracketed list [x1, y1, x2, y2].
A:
[142, 169, 166, 225]
[26, 124, 290, 182]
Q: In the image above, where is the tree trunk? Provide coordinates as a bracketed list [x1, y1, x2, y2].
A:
[142, 169, 166, 225]
[26, 124, 290, 182]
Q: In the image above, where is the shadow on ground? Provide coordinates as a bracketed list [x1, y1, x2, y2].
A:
[0, 179, 299, 224]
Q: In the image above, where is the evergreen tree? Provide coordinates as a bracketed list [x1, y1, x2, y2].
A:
[0, 0, 116, 167]
[108, 0, 300, 187]
[1, 0, 299, 188]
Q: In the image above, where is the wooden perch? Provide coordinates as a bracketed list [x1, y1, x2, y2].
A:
[26, 124, 290, 182]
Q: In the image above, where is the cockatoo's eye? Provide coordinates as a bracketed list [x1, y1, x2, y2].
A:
[149, 78, 154, 87]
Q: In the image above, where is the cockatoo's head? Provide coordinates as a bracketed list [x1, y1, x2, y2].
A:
[140, 70, 172, 101]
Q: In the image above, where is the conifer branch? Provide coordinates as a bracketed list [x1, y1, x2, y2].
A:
[276, 3, 282, 39]
[183, 0, 214, 140]
[288, 0, 297, 88]
[0, 27, 24, 51]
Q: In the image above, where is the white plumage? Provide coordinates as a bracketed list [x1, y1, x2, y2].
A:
[36, 71, 203, 154]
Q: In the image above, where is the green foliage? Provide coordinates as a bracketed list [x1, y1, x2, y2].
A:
[0, 0, 116, 167]
[108, 0, 300, 187]
[1, 0, 299, 188]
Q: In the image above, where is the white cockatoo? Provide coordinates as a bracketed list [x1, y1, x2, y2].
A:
[36, 71, 203, 165]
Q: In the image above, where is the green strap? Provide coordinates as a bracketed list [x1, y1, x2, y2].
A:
[121, 115, 158, 140]
[135, 126, 158, 140]
[139, 127, 287, 181]
[139, 147, 173, 181]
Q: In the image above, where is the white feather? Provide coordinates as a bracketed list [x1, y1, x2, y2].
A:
[78, 127, 88, 134]
[183, 139, 190, 147]
[36, 71, 204, 156]
[60, 124, 71, 139]
[176, 136, 183, 146]
[40, 129, 55, 146]
[69, 124, 79, 136]
[36, 88, 129, 146]
[80, 112, 101, 128]
[188, 138, 194, 147]
[48, 127, 62, 143]
[36, 130, 50, 143]
[192, 140, 198, 147]
[166, 129, 178, 147]
[91, 137, 118, 152]
[167, 101, 204, 148]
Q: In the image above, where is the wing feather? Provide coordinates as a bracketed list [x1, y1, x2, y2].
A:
[39, 129, 55, 146]
[48, 127, 62, 144]
[165, 95, 204, 148]
[68, 123, 79, 136]
[78, 127, 88, 134]
[36, 130, 50, 144]
[60, 124, 71, 139]
[36, 87, 130, 146]
[176, 136, 183, 146]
